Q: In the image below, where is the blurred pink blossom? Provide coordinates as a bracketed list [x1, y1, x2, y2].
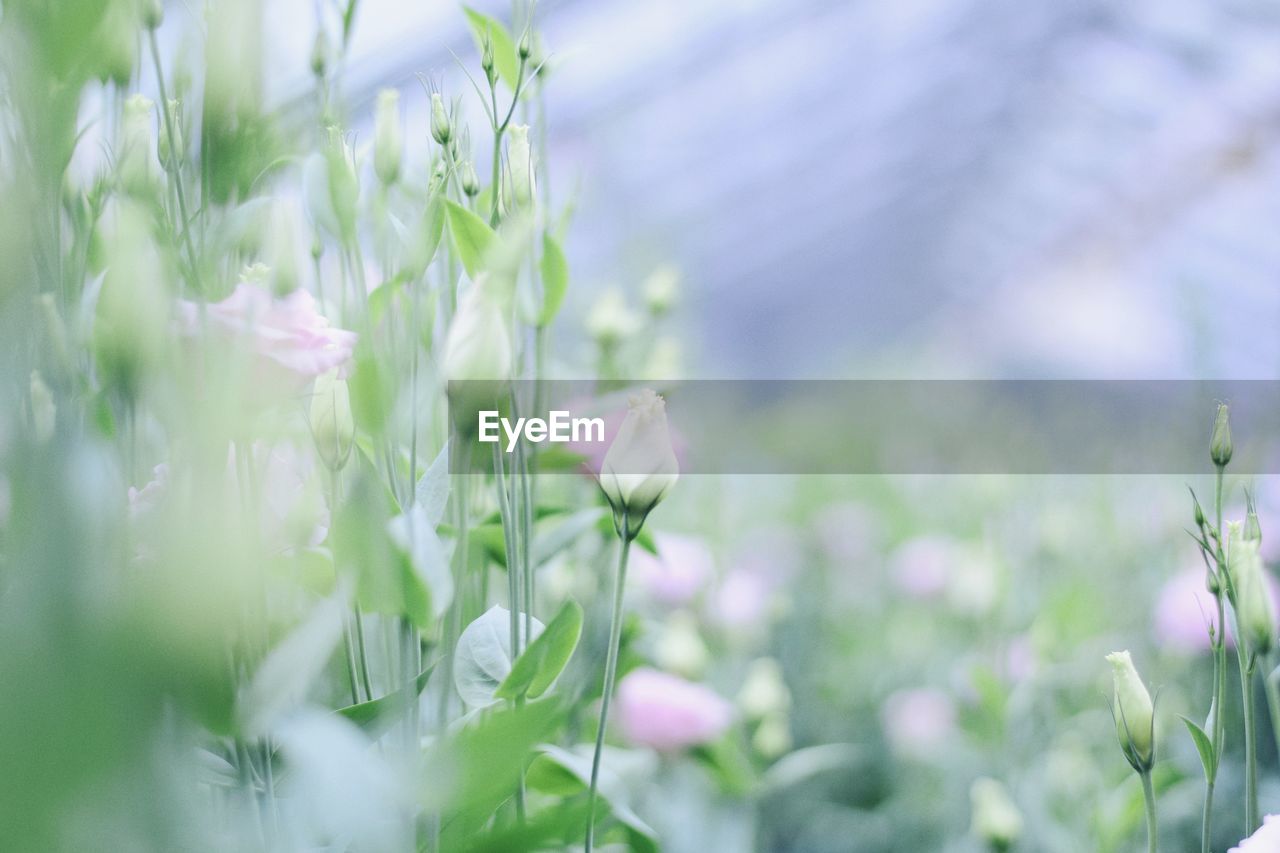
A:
[1232, 813, 1280, 852]
[708, 568, 773, 631]
[882, 687, 956, 758]
[615, 667, 733, 751]
[128, 463, 170, 519]
[177, 284, 356, 388]
[889, 536, 957, 599]
[1153, 567, 1220, 653]
[629, 533, 714, 606]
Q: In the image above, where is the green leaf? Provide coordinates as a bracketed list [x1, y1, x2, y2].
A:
[1181, 715, 1216, 782]
[496, 600, 583, 701]
[388, 504, 452, 621]
[462, 7, 520, 90]
[454, 605, 544, 708]
[594, 513, 658, 555]
[414, 442, 452, 528]
[237, 592, 347, 737]
[526, 744, 658, 853]
[336, 661, 437, 734]
[427, 697, 565, 840]
[537, 232, 569, 326]
[444, 199, 495, 279]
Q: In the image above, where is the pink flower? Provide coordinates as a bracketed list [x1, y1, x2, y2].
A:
[882, 687, 956, 758]
[177, 284, 356, 388]
[1152, 565, 1280, 655]
[629, 533, 714, 607]
[707, 568, 773, 632]
[1232, 813, 1280, 852]
[1154, 567, 1220, 654]
[889, 536, 957, 599]
[615, 667, 733, 751]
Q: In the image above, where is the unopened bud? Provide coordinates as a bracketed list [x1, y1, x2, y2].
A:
[311, 371, 354, 471]
[655, 611, 708, 678]
[373, 89, 402, 186]
[119, 94, 159, 197]
[507, 124, 534, 209]
[1210, 403, 1233, 468]
[158, 99, 184, 172]
[752, 713, 792, 759]
[310, 31, 329, 78]
[1246, 491, 1262, 543]
[95, 1, 139, 86]
[1106, 650, 1155, 772]
[430, 93, 452, 146]
[142, 0, 164, 29]
[586, 288, 642, 347]
[970, 778, 1023, 851]
[460, 161, 480, 197]
[1190, 488, 1206, 529]
[643, 264, 680, 315]
[518, 28, 533, 61]
[1230, 523, 1276, 654]
[323, 127, 358, 245]
[598, 389, 679, 539]
[737, 658, 791, 720]
[481, 36, 496, 84]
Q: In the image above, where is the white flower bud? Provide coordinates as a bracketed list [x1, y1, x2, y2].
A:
[310, 370, 354, 471]
[430, 93, 452, 147]
[118, 94, 159, 198]
[93, 201, 170, 397]
[1106, 650, 1154, 771]
[599, 389, 679, 538]
[265, 202, 302, 296]
[1230, 523, 1276, 655]
[752, 712, 792, 759]
[460, 160, 480, 197]
[1211, 402, 1232, 468]
[970, 778, 1023, 850]
[737, 657, 791, 720]
[656, 611, 709, 678]
[507, 124, 535, 209]
[443, 280, 513, 435]
[586, 288, 641, 347]
[643, 264, 680, 315]
[373, 89, 402, 186]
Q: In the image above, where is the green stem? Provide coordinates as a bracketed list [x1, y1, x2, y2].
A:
[586, 532, 632, 853]
[1141, 769, 1158, 853]
[1266, 654, 1280, 760]
[1242, 651, 1259, 834]
[354, 605, 374, 701]
[147, 28, 200, 292]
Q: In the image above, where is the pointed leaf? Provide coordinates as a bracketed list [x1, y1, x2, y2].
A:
[462, 7, 520, 90]
[389, 504, 452, 620]
[336, 661, 438, 734]
[444, 199, 495, 279]
[537, 232, 569, 326]
[454, 605, 544, 708]
[1180, 715, 1216, 782]
[496, 599, 582, 701]
[414, 441, 452, 527]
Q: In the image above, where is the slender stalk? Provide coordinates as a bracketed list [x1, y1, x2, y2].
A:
[1241, 651, 1259, 834]
[1266, 654, 1280, 760]
[1141, 769, 1158, 853]
[147, 28, 200, 291]
[586, 532, 633, 853]
[354, 605, 374, 700]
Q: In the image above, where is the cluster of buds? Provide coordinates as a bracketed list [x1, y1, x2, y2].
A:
[373, 89, 403, 186]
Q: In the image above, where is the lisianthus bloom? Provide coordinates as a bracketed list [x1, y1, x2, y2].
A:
[1232, 814, 1280, 851]
[629, 533, 714, 606]
[881, 687, 956, 759]
[1106, 650, 1154, 770]
[598, 389, 678, 539]
[615, 668, 732, 751]
[177, 284, 356, 394]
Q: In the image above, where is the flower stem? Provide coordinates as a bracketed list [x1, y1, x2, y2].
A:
[147, 27, 200, 292]
[1242, 651, 1259, 834]
[1265, 653, 1280, 760]
[1141, 769, 1158, 853]
[586, 532, 632, 853]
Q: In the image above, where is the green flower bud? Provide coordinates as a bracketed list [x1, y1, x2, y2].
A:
[95, 0, 140, 86]
[1246, 491, 1262, 543]
[29, 371, 55, 443]
[430, 93, 452, 147]
[656, 611, 709, 678]
[311, 370, 354, 471]
[1210, 403, 1233, 468]
[157, 99, 184, 173]
[310, 31, 330, 78]
[265, 202, 302, 296]
[142, 0, 164, 29]
[518, 29, 533, 61]
[460, 160, 480, 197]
[599, 389, 679, 539]
[970, 778, 1023, 851]
[643, 264, 680, 315]
[586, 288, 641, 347]
[737, 657, 791, 720]
[118, 94, 159, 198]
[507, 124, 535, 209]
[1230, 524, 1276, 654]
[1190, 487, 1206, 529]
[481, 36, 496, 85]
[752, 712, 792, 760]
[319, 127, 358, 246]
[373, 89, 402, 186]
[1106, 650, 1155, 771]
